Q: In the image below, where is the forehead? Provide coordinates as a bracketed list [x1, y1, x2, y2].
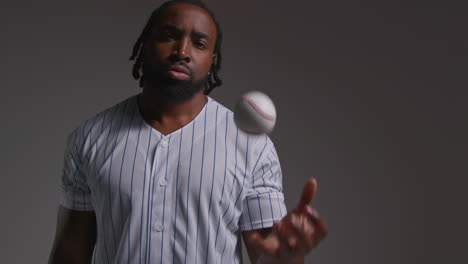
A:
[156, 3, 217, 38]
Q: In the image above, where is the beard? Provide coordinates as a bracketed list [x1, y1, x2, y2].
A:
[142, 62, 208, 102]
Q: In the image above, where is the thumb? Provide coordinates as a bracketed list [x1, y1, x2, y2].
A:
[298, 178, 317, 211]
[250, 233, 278, 256]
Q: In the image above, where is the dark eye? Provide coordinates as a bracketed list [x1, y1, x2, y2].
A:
[194, 40, 207, 49]
[156, 30, 176, 41]
[165, 31, 176, 40]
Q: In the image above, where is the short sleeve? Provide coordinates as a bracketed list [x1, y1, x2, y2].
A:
[59, 130, 94, 211]
[239, 138, 287, 231]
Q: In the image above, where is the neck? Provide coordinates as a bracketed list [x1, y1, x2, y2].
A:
[138, 86, 208, 135]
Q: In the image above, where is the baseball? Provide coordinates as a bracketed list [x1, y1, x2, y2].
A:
[234, 91, 277, 134]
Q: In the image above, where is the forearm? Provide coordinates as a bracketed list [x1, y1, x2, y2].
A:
[48, 242, 94, 264]
[49, 207, 97, 264]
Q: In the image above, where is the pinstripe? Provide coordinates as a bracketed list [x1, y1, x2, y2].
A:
[213, 215, 222, 264]
[218, 112, 229, 206]
[262, 163, 275, 220]
[213, 111, 229, 254]
[100, 105, 118, 182]
[84, 114, 98, 166]
[183, 120, 196, 264]
[80, 118, 90, 152]
[246, 197, 254, 230]
[96, 110, 109, 183]
[213, 111, 227, 253]
[70, 142, 79, 210]
[256, 194, 264, 229]
[225, 136, 250, 261]
[99, 105, 119, 257]
[172, 127, 183, 264]
[204, 105, 219, 264]
[71, 163, 78, 209]
[107, 101, 129, 251]
[78, 115, 97, 263]
[267, 155, 284, 217]
[95, 110, 111, 264]
[251, 135, 268, 176]
[79, 119, 90, 210]
[267, 155, 276, 184]
[219, 128, 239, 263]
[249, 148, 264, 230]
[220, 232, 228, 264]
[85, 116, 98, 264]
[128, 119, 144, 264]
[60, 95, 286, 264]
[194, 105, 208, 263]
[231, 135, 249, 223]
[222, 128, 239, 220]
[119, 102, 136, 225]
[139, 128, 152, 264]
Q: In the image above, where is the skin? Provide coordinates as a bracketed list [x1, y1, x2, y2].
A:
[243, 178, 328, 263]
[139, 3, 217, 136]
[48, 207, 96, 263]
[49, 3, 327, 263]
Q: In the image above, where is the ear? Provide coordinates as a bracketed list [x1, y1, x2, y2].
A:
[212, 53, 218, 64]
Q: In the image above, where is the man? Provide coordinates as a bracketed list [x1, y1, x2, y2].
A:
[49, 0, 327, 263]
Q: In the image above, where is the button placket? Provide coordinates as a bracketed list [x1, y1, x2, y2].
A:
[149, 136, 165, 235]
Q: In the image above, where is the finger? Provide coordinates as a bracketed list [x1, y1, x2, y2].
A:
[299, 213, 316, 250]
[298, 178, 317, 211]
[290, 213, 314, 252]
[305, 207, 328, 243]
[277, 216, 303, 253]
[250, 227, 280, 256]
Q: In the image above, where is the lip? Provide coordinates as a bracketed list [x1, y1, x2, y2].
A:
[166, 70, 190, 80]
[164, 64, 191, 80]
[167, 64, 190, 75]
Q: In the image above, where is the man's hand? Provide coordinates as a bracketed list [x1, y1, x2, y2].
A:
[246, 178, 328, 263]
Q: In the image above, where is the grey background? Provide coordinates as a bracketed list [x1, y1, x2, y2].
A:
[2, 0, 467, 263]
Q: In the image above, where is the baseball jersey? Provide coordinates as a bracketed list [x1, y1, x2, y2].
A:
[60, 94, 287, 264]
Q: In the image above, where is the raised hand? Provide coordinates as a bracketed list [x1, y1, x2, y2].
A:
[250, 178, 328, 263]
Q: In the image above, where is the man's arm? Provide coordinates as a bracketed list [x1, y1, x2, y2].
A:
[49, 206, 97, 264]
[242, 179, 328, 264]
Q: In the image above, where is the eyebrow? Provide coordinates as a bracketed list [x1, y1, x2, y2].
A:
[193, 31, 210, 40]
[161, 24, 211, 40]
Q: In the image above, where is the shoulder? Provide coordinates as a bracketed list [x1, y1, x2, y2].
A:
[65, 94, 138, 153]
[206, 96, 233, 116]
[207, 96, 277, 163]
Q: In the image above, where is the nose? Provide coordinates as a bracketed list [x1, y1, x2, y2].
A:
[172, 38, 191, 63]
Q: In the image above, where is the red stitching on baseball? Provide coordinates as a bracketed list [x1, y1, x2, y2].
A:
[242, 96, 276, 121]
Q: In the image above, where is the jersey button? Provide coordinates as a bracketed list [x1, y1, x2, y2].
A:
[160, 140, 168, 148]
[153, 224, 163, 232]
[159, 178, 168, 187]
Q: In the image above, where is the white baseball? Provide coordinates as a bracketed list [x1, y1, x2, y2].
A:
[234, 91, 277, 134]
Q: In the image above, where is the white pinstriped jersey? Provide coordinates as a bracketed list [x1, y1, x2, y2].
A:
[60, 94, 287, 264]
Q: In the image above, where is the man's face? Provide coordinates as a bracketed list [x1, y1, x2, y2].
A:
[142, 3, 217, 101]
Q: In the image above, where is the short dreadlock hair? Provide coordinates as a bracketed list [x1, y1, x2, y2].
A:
[129, 0, 223, 95]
